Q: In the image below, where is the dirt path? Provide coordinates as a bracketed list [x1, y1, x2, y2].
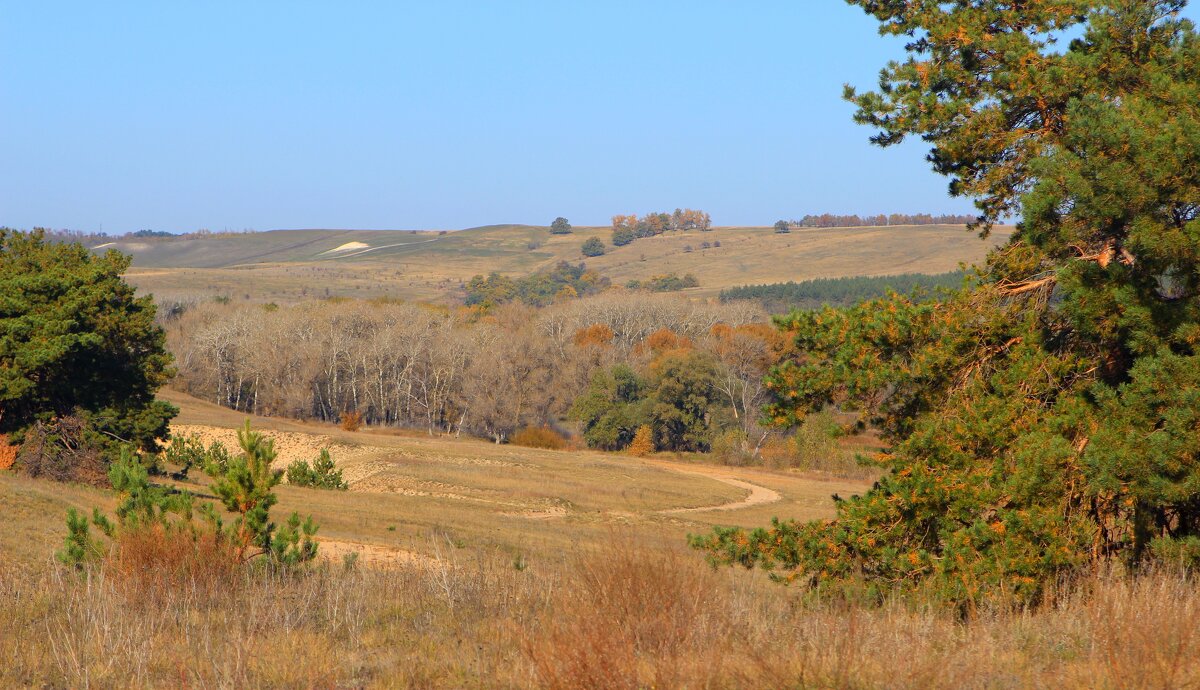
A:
[649, 460, 783, 514]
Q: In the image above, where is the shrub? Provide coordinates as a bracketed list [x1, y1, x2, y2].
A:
[581, 237, 605, 257]
[287, 449, 349, 490]
[107, 523, 241, 596]
[510, 426, 568, 450]
[521, 541, 730, 689]
[628, 425, 655, 456]
[60, 422, 320, 570]
[709, 428, 752, 465]
[340, 410, 364, 431]
[162, 433, 227, 479]
[0, 434, 14, 471]
[15, 416, 108, 486]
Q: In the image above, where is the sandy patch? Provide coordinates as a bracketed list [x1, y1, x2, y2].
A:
[322, 241, 370, 254]
[506, 506, 568, 520]
[317, 538, 442, 569]
[170, 424, 376, 469]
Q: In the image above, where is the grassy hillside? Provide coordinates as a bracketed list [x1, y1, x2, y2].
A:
[110, 223, 1011, 304]
[7, 389, 1198, 688]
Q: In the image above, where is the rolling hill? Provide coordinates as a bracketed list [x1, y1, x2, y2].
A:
[98, 223, 1013, 304]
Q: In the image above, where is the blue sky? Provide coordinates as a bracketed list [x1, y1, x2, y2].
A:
[2, 2, 1196, 233]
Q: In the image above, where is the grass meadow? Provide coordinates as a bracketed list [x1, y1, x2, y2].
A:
[4, 390, 1199, 688]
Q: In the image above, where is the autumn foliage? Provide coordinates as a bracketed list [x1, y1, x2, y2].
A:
[627, 425, 655, 456]
[511, 426, 569, 450]
[339, 410, 364, 431]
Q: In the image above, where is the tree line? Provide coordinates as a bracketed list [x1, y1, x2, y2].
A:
[464, 261, 609, 308]
[789, 213, 977, 228]
[720, 271, 966, 312]
[166, 294, 775, 448]
[611, 209, 712, 247]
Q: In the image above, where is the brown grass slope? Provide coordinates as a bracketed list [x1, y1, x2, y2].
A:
[118, 224, 1012, 304]
[4, 389, 1199, 687]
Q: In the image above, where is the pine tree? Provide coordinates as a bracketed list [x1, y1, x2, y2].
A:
[0, 229, 176, 463]
[287, 448, 349, 490]
[692, 2, 1200, 605]
[59, 424, 320, 569]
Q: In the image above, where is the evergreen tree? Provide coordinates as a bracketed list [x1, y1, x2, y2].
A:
[287, 448, 349, 490]
[208, 421, 318, 562]
[693, 1, 1200, 604]
[59, 428, 320, 569]
[0, 229, 176, 461]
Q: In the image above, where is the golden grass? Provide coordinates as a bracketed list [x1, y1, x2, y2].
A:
[4, 535, 1200, 689]
[152, 388, 867, 563]
[7, 390, 1193, 687]
[123, 224, 1011, 304]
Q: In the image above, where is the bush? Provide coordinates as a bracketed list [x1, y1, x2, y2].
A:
[510, 426, 568, 450]
[628, 425, 655, 456]
[709, 428, 753, 465]
[521, 541, 729, 689]
[60, 422, 321, 571]
[581, 237, 605, 257]
[287, 449, 349, 490]
[340, 410, 364, 431]
[612, 227, 636, 246]
[107, 523, 241, 596]
[162, 433, 229, 479]
[15, 416, 108, 486]
[0, 434, 14, 471]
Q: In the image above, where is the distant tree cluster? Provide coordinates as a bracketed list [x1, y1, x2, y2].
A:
[791, 213, 977, 228]
[128, 229, 174, 238]
[464, 261, 610, 308]
[625, 273, 700, 292]
[26, 227, 112, 243]
[570, 325, 790, 453]
[720, 271, 967, 312]
[611, 209, 712, 246]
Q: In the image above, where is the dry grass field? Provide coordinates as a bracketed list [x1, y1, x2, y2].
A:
[6, 389, 1200, 687]
[111, 224, 1012, 304]
[158, 389, 868, 566]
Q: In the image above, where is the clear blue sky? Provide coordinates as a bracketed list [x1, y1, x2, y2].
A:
[3, 2, 1196, 233]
